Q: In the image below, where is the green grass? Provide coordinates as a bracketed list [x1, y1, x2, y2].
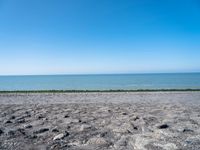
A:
[0, 89, 200, 93]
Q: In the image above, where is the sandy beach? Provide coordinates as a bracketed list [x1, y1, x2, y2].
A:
[0, 92, 200, 150]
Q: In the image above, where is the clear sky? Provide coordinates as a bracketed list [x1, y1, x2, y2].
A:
[0, 0, 200, 75]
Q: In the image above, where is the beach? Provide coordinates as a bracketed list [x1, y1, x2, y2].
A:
[0, 92, 200, 150]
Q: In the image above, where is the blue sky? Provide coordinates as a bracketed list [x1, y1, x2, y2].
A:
[0, 0, 200, 75]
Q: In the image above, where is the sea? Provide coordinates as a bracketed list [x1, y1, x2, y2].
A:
[0, 73, 200, 91]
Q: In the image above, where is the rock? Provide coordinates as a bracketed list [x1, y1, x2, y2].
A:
[133, 116, 140, 121]
[65, 118, 80, 124]
[133, 126, 138, 130]
[80, 124, 92, 131]
[34, 128, 49, 134]
[15, 118, 25, 124]
[183, 128, 194, 133]
[26, 134, 37, 139]
[53, 133, 65, 140]
[122, 112, 127, 115]
[1, 112, 6, 117]
[24, 124, 33, 129]
[9, 115, 16, 120]
[65, 131, 69, 136]
[0, 129, 4, 135]
[7, 130, 15, 136]
[100, 132, 108, 137]
[87, 137, 108, 146]
[4, 120, 12, 124]
[52, 128, 59, 133]
[7, 128, 26, 137]
[37, 114, 44, 119]
[17, 128, 26, 135]
[53, 132, 69, 141]
[157, 124, 169, 129]
[64, 115, 69, 118]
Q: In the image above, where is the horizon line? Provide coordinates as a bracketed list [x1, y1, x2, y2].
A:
[0, 71, 200, 76]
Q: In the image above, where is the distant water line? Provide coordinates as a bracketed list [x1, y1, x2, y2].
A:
[0, 73, 200, 91]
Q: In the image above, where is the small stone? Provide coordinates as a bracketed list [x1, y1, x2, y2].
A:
[157, 124, 169, 129]
[0, 129, 4, 135]
[183, 128, 194, 133]
[9, 115, 16, 120]
[53, 131, 69, 141]
[17, 128, 26, 135]
[34, 128, 49, 134]
[37, 114, 44, 119]
[122, 112, 127, 115]
[4, 120, 12, 124]
[27, 134, 37, 139]
[64, 115, 69, 118]
[52, 128, 59, 132]
[8, 130, 15, 136]
[100, 132, 108, 137]
[80, 124, 92, 131]
[65, 118, 80, 124]
[15, 118, 25, 124]
[53, 133, 65, 140]
[1, 113, 7, 117]
[24, 124, 33, 129]
[133, 116, 139, 121]
[64, 131, 69, 136]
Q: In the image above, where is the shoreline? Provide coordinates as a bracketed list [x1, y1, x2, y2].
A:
[1, 92, 200, 149]
[0, 88, 200, 93]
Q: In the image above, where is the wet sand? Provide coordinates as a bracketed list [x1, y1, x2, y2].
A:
[0, 92, 200, 150]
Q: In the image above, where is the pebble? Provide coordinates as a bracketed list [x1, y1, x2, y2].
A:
[0, 129, 4, 135]
[26, 134, 37, 139]
[9, 115, 16, 120]
[157, 124, 169, 129]
[24, 124, 33, 129]
[80, 124, 92, 131]
[133, 116, 140, 121]
[17, 128, 26, 135]
[122, 112, 127, 115]
[53, 131, 69, 141]
[4, 120, 12, 124]
[52, 128, 59, 132]
[65, 118, 80, 124]
[64, 115, 69, 118]
[183, 128, 194, 133]
[37, 114, 45, 119]
[7, 130, 15, 136]
[53, 133, 65, 140]
[15, 118, 25, 124]
[34, 128, 49, 134]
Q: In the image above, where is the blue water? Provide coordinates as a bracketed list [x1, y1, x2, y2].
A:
[0, 73, 200, 90]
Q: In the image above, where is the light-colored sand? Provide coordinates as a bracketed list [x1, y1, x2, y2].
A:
[0, 92, 200, 150]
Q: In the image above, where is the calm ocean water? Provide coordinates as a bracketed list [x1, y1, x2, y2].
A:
[0, 73, 200, 91]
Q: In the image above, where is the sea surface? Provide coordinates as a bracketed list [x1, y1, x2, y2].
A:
[0, 73, 200, 91]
